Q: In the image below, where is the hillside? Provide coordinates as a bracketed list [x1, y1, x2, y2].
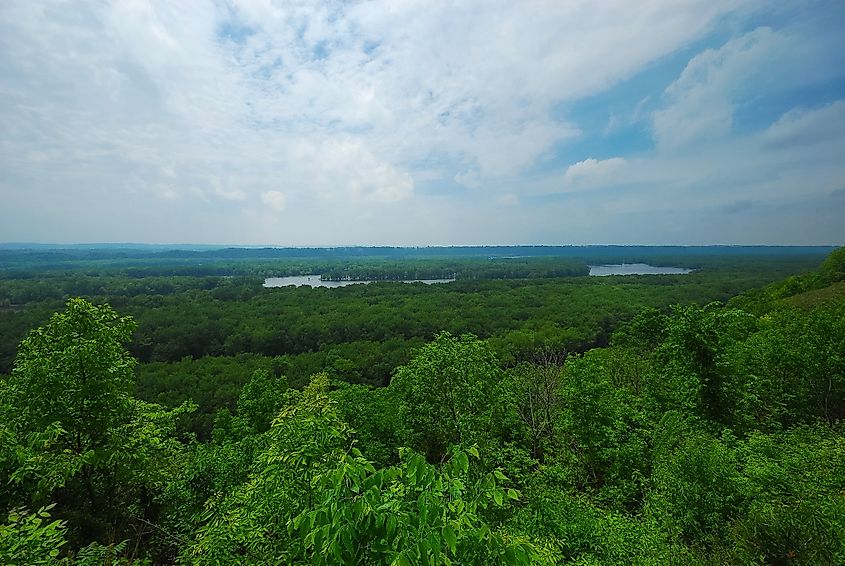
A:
[0, 248, 843, 564]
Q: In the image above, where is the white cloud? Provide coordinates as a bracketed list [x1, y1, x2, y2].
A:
[454, 170, 481, 189]
[653, 28, 777, 149]
[305, 138, 414, 203]
[260, 190, 286, 212]
[652, 24, 838, 150]
[0, 2, 752, 199]
[562, 157, 627, 191]
[214, 188, 248, 201]
[3, 0, 843, 244]
[761, 101, 845, 149]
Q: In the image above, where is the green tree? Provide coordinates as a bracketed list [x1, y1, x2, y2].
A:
[236, 368, 288, 432]
[291, 445, 534, 565]
[731, 425, 845, 565]
[330, 381, 403, 467]
[821, 245, 845, 282]
[650, 303, 757, 424]
[187, 373, 350, 563]
[0, 505, 66, 565]
[507, 360, 563, 462]
[390, 332, 503, 462]
[2, 298, 137, 457]
[646, 416, 743, 552]
[0, 298, 192, 551]
[559, 352, 649, 506]
[724, 302, 845, 429]
[189, 373, 534, 565]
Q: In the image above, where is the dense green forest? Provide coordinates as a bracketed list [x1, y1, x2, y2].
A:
[1, 246, 843, 564]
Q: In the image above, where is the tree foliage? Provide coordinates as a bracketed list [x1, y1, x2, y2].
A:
[390, 332, 504, 462]
[0, 298, 193, 556]
[1, 248, 844, 563]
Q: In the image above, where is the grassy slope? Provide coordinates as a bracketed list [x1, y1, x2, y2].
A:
[786, 281, 845, 309]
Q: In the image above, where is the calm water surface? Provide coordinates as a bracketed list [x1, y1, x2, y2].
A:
[588, 263, 692, 276]
[264, 266, 690, 286]
[263, 275, 455, 288]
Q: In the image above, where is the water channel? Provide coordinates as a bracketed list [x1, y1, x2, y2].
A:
[263, 264, 692, 287]
[263, 275, 455, 288]
[588, 263, 692, 276]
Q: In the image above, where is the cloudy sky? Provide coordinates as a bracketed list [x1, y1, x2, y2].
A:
[1, 1, 844, 246]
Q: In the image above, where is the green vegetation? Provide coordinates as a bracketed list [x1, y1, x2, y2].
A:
[1, 246, 843, 564]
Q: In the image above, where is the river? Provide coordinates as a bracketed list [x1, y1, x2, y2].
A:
[588, 263, 692, 276]
[263, 275, 455, 288]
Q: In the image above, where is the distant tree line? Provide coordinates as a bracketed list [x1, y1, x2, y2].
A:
[1, 247, 843, 563]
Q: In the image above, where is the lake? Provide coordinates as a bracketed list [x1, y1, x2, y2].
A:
[263, 275, 455, 288]
[264, 266, 692, 286]
[588, 263, 692, 276]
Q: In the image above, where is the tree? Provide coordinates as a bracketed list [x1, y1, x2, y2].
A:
[821, 245, 845, 282]
[2, 298, 137, 457]
[731, 425, 845, 565]
[646, 417, 743, 551]
[187, 373, 349, 563]
[507, 359, 563, 462]
[237, 368, 288, 433]
[330, 381, 402, 467]
[390, 332, 503, 462]
[189, 374, 534, 565]
[290, 446, 533, 565]
[0, 505, 66, 565]
[0, 298, 191, 551]
[560, 353, 631, 493]
[650, 303, 757, 424]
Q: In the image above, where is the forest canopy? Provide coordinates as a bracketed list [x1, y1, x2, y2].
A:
[0, 246, 843, 564]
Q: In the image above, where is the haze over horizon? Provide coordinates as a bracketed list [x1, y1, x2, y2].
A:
[2, 1, 844, 246]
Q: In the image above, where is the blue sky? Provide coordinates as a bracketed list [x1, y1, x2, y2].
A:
[1, 0, 844, 245]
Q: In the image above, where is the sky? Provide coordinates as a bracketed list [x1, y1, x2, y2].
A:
[1, 1, 844, 246]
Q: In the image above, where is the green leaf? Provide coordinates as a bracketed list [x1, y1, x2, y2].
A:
[456, 452, 469, 474]
[442, 525, 457, 554]
[426, 530, 440, 558]
[341, 529, 353, 553]
[313, 527, 324, 551]
[387, 515, 397, 539]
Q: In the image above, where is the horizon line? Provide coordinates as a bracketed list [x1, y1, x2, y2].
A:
[1, 242, 840, 249]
